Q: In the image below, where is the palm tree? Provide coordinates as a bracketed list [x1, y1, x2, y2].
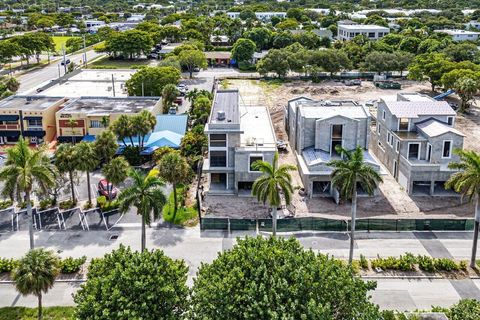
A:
[100, 116, 110, 129]
[327, 146, 383, 264]
[12, 248, 60, 320]
[111, 114, 133, 146]
[162, 84, 179, 113]
[94, 130, 118, 165]
[251, 152, 296, 236]
[158, 152, 191, 219]
[118, 169, 167, 251]
[67, 119, 78, 144]
[446, 149, 480, 268]
[0, 137, 55, 249]
[74, 142, 99, 205]
[54, 143, 78, 204]
[137, 110, 157, 149]
[102, 156, 129, 199]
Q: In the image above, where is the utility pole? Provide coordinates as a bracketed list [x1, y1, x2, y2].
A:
[111, 74, 116, 97]
[83, 34, 87, 67]
[62, 43, 67, 75]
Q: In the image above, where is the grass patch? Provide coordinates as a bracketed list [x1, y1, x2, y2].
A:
[219, 79, 230, 89]
[0, 306, 75, 320]
[259, 78, 287, 90]
[52, 36, 77, 52]
[162, 185, 198, 226]
[90, 56, 152, 69]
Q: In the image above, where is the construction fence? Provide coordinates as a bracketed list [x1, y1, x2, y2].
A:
[200, 217, 475, 232]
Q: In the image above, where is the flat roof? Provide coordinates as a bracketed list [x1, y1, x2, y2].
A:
[292, 99, 369, 119]
[210, 89, 239, 125]
[435, 29, 480, 35]
[0, 96, 65, 111]
[67, 69, 135, 82]
[338, 24, 390, 31]
[240, 106, 276, 146]
[59, 97, 159, 115]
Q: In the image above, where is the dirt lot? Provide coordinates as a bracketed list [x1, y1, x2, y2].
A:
[202, 79, 477, 219]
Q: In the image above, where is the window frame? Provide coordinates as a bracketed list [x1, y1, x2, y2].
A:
[407, 142, 421, 160]
[442, 140, 453, 159]
[248, 155, 264, 172]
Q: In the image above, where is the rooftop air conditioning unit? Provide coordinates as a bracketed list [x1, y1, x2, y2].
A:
[217, 110, 226, 121]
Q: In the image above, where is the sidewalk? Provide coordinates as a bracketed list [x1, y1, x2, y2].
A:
[0, 227, 480, 309]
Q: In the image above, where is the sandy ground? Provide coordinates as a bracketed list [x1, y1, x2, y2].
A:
[202, 79, 477, 219]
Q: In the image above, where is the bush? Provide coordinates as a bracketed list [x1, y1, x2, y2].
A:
[18, 200, 34, 209]
[371, 253, 416, 271]
[0, 306, 76, 320]
[417, 255, 436, 272]
[435, 258, 460, 272]
[59, 200, 76, 210]
[97, 196, 120, 212]
[0, 199, 13, 210]
[460, 260, 468, 271]
[60, 256, 87, 274]
[360, 254, 369, 269]
[39, 198, 54, 211]
[0, 258, 19, 273]
[122, 145, 143, 166]
[96, 196, 107, 208]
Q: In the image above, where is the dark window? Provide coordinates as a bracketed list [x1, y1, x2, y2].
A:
[408, 143, 419, 160]
[332, 125, 342, 139]
[368, 32, 375, 37]
[28, 119, 42, 127]
[447, 117, 453, 126]
[399, 118, 409, 131]
[210, 134, 226, 147]
[210, 151, 226, 167]
[249, 156, 263, 171]
[443, 141, 451, 158]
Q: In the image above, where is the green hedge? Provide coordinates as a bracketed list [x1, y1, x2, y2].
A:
[0, 307, 75, 320]
[0, 257, 87, 274]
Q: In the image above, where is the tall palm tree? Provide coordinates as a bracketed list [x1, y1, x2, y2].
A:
[117, 169, 167, 251]
[102, 156, 129, 199]
[446, 149, 480, 268]
[12, 248, 60, 320]
[162, 83, 179, 113]
[137, 110, 157, 149]
[111, 114, 133, 147]
[94, 130, 118, 165]
[0, 137, 55, 249]
[100, 116, 110, 129]
[55, 143, 78, 204]
[327, 146, 383, 264]
[158, 152, 191, 219]
[251, 152, 296, 236]
[67, 119, 78, 144]
[74, 142, 99, 205]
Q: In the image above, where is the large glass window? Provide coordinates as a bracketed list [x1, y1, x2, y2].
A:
[210, 134, 226, 147]
[442, 141, 452, 158]
[249, 156, 263, 171]
[408, 143, 420, 160]
[90, 120, 101, 128]
[399, 118, 409, 131]
[210, 151, 227, 167]
[27, 119, 42, 127]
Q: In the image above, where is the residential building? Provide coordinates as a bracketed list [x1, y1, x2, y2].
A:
[0, 96, 67, 145]
[84, 20, 106, 30]
[290, 28, 333, 39]
[337, 22, 390, 41]
[465, 20, 480, 30]
[55, 97, 161, 143]
[205, 51, 232, 67]
[434, 29, 480, 41]
[285, 97, 380, 198]
[210, 35, 230, 46]
[226, 12, 286, 21]
[371, 93, 464, 195]
[203, 89, 277, 195]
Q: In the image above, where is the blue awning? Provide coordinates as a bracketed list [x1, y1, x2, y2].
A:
[23, 116, 42, 121]
[57, 136, 84, 143]
[0, 130, 20, 137]
[0, 115, 19, 121]
[23, 130, 46, 137]
[81, 135, 96, 142]
[140, 146, 158, 155]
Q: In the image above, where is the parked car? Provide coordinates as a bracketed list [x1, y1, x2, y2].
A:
[97, 179, 118, 200]
[60, 59, 71, 65]
[169, 107, 177, 115]
[174, 97, 183, 105]
[147, 53, 159, 59]
[193, 67, 200, 72]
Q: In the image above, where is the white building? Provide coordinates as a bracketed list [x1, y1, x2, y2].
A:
[434, 29, 480, 41]
[84, 20, 106, 29]
[465, 21, 480, 30]
[338, 22, 390, 41]
[226, 12, 286, 21]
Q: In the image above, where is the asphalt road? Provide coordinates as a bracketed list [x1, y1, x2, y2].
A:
[16, 49, 104, 94]
[1, 229, 480, 310]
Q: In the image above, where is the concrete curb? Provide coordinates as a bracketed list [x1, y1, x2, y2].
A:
[0, 279, 86, 284]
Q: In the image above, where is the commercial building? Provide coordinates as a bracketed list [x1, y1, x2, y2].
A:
[55, 97, 161, 143]
[371, 93, 464, 195]
[285, 97, 380, 198]
[434, 29, 480, 41]
[203, 89, 277, 195]
[337, 21, 390, 41]
[0, 96, 67, 145]
[226, 12, 286, 21]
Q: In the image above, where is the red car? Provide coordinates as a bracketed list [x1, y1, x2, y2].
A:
[174, 97, 183, 105]
[97, 179, 118, 200]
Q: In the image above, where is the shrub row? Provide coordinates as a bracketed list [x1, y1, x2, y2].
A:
[0, 256, 87, 274]
[0, 199, 13, 210]
[96, 196, 120, 212]
[360, 253, 467, 272]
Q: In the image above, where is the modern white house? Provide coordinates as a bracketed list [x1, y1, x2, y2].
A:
[226, 12, 287, 21]
[465, 21, 480, 30]
[434, 29, 480, 41]
[337, 22, 390, 41]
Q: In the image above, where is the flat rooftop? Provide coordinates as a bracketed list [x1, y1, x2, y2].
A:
[239, 106, 276, 147]
[292, 99, 369, 119]
[59, 97, 159, 115]
[38, 69, 135, 98]
[0, 96, 65, 111]
[435, 29, 480, 35]
[210, 89, 240, 125]
[397, 93, 434, 102]
[339, 24, 390, 30]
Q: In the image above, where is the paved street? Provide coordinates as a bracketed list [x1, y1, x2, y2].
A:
[16, 49, 104, 94]
[1, 228, 480, 310]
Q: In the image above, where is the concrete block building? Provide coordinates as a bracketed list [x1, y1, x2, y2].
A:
[0, 96, 67, 145]
[285, 97, 380, 198]
[371, 93, 464, 195]
[203, 89, 277, 195]
[338, 21, 390, 41]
